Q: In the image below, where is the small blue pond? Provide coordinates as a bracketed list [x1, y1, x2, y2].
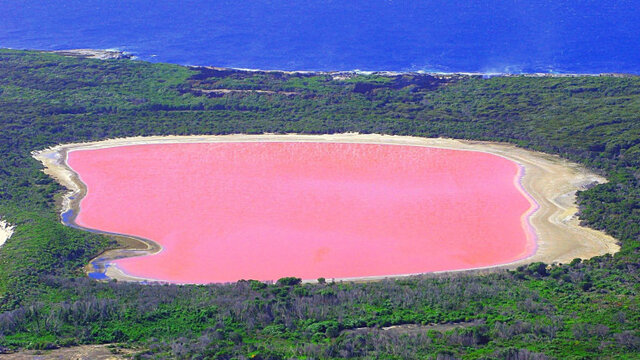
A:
[88, 272, 108, 280]
[61, 209, 74, 224]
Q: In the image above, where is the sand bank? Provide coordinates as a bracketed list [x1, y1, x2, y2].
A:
[0, 218, 15, 249]
[33, 134, 620, 283]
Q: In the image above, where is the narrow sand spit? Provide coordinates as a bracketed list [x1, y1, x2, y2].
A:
[0, 218, 15, 249]
[33, 134, 620, 283]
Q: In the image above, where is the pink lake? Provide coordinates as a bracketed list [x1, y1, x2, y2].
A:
[67, 142, 536, 283]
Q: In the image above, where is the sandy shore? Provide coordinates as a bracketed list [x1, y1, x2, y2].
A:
[0, 218, 15, 249]
[33, 134, 620, 283]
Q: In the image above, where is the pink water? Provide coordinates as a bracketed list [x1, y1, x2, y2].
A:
[67, 142, 536, 283]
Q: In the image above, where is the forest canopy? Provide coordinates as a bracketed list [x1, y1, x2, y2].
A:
[0, 49, 638, 359]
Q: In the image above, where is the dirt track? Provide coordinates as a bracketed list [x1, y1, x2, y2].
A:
[1, 344, 137, 359]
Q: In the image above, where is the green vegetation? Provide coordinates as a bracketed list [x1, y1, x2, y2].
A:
[0, 49, 639, 359]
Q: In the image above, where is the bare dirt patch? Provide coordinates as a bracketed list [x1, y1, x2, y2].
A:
[0, 218, 15, 249]
[1, 344, 138, 360]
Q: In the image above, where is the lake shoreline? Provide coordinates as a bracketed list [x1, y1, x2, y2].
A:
[33, 134, 620, 284]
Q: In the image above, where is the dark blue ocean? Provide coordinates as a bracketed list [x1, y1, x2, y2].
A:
[1, 0, 639, 73]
